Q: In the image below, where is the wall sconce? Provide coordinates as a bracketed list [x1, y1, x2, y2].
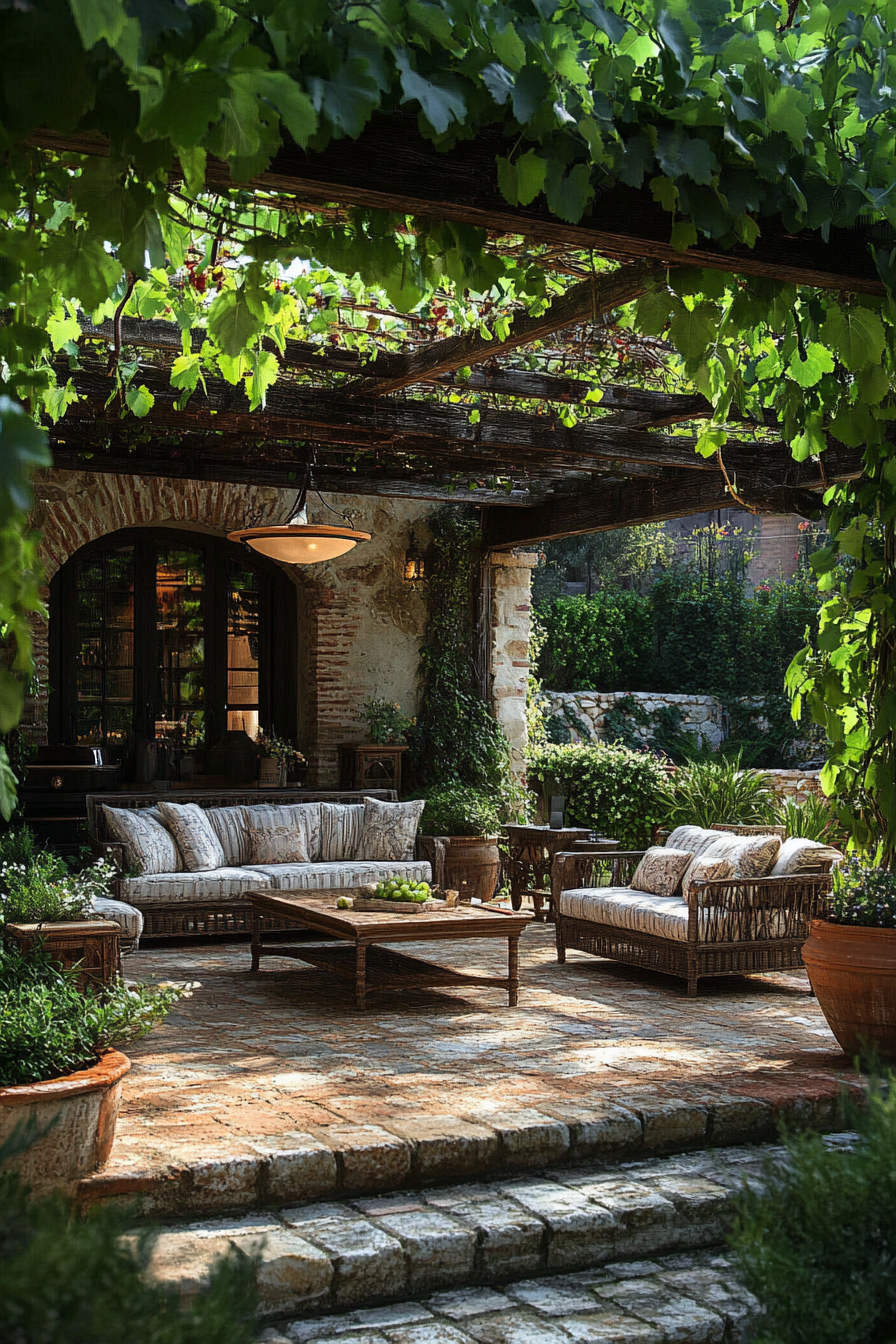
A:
[403, 531, 426, 583]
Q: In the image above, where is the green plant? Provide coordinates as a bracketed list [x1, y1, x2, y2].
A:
[603, 694, 652, 751]
[255, 730, 304, 766]
[537, 592, 654, 693]
[360, 697, 413, 746]
[658, 754, 777, 831]
[0, 856, 117, 925]
[526, 742, 667, 850]
[0, 943, 184, 1087]
[0, 1127, 256, 1344]
[730, 1078, 896, 1344]
[828, 858, 896, 930]
[412, 787, 503, 838]
[774, 795, 842, 845]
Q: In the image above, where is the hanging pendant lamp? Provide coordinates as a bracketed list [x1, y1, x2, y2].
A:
[228, 474, 370, 565]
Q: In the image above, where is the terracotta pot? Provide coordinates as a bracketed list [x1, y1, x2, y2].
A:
[802, 919, 896, 1060]
[420, 835, 501, 903]
[0, 1049, 130, 1190]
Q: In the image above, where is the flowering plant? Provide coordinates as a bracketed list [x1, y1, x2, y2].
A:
[255, 730, 304, 766]
[361, 697, 414, 745]
[829, 857, 896, 929]
[0, 856, 118, 926]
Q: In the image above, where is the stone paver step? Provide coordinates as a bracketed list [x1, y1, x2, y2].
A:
[260, 1250, 759, 1344]
[144, 1138, 860, 1325]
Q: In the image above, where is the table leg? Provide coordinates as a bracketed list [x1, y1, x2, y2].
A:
[355, 942, 367, 1009]
[250, 908, 262, 971]
[508, 934, 520, 1007]
[532, 888, 544, 922]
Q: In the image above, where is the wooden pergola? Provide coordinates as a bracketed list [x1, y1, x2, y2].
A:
[41, 116, 878, 546]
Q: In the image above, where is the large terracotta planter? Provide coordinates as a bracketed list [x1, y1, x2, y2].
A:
[0, 1049, 130, 1190]
[802, 919, 896, 1060]
[418, 835, 502, 903]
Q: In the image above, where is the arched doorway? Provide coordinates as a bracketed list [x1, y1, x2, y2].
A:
[49, 527, 297, 780]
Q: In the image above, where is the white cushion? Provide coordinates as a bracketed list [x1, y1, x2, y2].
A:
[156, 801, 227, 872]
[770, 837, 844, 876]
[681, 832, 780, 899]
[90, 895, 144, 945]
[102, 805, 181, 875]
[560, 886, 691, 941]
[242, 803, 322, 863]
[320, 803, 365, 862]
[243, 859, 432, 892]
[206, 806, 250, 867]
[118, 867, 274, 906]
[666, 826, 727, 858]
[360, 797, 425, 862]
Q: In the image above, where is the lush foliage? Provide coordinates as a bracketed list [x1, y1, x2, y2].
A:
[526, 741, 666, 849]
[730, 1079, 896, 1344]
[829, 857, 896, 929]
[361, 697, 413, 745]
[532, 524, 673, 603]
[0, 854, 117, 926]
[774, 793, 842, 845]
[0, 943, 183, 1087]
[657, 753, 777, 830]
[412, 786, 503, 837]
[411, 507, 523, 814]
[538, 591, 655, 693]
[0, 1131, 255, 1344]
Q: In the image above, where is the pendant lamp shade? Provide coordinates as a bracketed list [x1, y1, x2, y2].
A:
[227, 523, 371, 564]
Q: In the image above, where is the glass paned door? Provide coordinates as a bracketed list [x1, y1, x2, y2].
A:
[156, 547, 205, 749]
[73, 546, 135, 748]
[226, 561, 260, 738]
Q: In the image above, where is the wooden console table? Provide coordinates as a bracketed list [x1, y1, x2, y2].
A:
[338, 743, 408, 794]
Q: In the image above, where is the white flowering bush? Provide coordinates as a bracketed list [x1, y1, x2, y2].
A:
[0, 855, 118, 926]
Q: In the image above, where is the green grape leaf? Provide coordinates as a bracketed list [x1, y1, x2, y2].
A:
[855, 363, 891, 405]
[245, 350, 280, 410]
[578, 0, 629, 43]
[669, 303, 717, 359]
[44, 228, 123, 311]
[0, 743, 17, 822]
[125, 383, 155, 418]
[515, 150, 547, 205]
[787, 342, 835, 388]
[395, 50, 466, 134]
[0, 396, 51, 524]
[545, 161, 592, 223]
[791, 412, 826, 461]
[253, 71, 318, 146]
[821, 306, 886, 371]
[207, 288, 265, 357]
[170, 353, 202, 392]
[632, 289, 679, 336]
[671, 220, 698, 252]
[765, 85, 808, 144]
[649, 175, 679, 211]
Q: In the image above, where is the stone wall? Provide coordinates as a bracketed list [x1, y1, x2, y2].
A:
[544, 690, 725, 750]
[762, 769, 823, 803]
[26, 470, 533, 787]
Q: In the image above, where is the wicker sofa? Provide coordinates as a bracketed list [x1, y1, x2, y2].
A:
[87, 789, 431, 939]
[553, 825, 841, 997]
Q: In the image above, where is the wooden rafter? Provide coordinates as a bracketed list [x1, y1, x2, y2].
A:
[341, 263, 663, 397]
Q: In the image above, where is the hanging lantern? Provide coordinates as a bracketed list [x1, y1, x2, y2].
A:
[228, 472, 370, 565]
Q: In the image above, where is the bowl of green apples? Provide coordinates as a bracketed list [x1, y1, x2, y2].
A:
[353, 878, 434, 914]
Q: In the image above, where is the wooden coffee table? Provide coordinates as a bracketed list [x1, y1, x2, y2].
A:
[248, 891, 533, 1008]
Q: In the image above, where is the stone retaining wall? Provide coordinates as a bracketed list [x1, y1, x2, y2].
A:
[544, 690, 725, 750]
[763, 768, 824, 802]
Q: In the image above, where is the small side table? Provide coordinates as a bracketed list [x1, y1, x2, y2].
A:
[503, 824, 592, 922]
[4, 919, 121, 991]
[338, 743, 408, 794]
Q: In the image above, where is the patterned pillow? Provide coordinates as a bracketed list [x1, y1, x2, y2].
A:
[242, 804, 322, 863]
[682, 854, 735, 902]
[360, 797, 425, 863]
[102, 805, 181, 875]
[681, 833, 780, 900]
[246, 825, 309, 865]
[156, 801, 226, 872]
[631, 847, 693, 897]
[320, 803, 366, 862]
[770, 837, 845, 876]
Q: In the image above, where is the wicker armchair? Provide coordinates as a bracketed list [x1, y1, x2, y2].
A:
[552, 848, 834, 997]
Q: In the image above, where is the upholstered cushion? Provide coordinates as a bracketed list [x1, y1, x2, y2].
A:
[559, 886, 691, 941]
[243, 859, 432, 892]
[90, 895, 144, 946]
[666, 825, 729, 860]
[681, 854, 733, 901]
[630, 847, 692, 897]
[156, 801, 227, 872]
[245, 824, 310, 865]
[681, 832, 780, 900]
[770, 836, 844, 875]
[206, 806, 250, 867]
[240, 803, 322, 864]
[360, 797, 425, 863]
[102, 805, 181, 875]
[118, 867, 273, 906]
[320, 803, 365, 862]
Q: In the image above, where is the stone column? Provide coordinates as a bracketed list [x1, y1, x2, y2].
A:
[485, 550, 539, 776]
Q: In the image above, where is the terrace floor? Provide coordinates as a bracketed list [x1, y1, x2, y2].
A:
[81, 918, 859, 1217]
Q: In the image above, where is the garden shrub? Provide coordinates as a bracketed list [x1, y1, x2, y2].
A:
[657, 753, 777, 830]
[730, 1079, 896, 1344]
[526, 742, 666, 849]
[410, 787, 503, 837]
[774, 795, 842, 845]
[537, 592, 654, 692]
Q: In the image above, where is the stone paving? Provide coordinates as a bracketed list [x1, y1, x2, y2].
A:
[144, 1141, 788, 1327]
[81, 923, 858, 1215]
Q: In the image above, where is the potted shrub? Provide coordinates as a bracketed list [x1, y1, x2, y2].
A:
[415, 787, 503, 902]
[0, 941, 182, 1190]
[361, 696, 413, 745]
[801, 857, 896, 1060]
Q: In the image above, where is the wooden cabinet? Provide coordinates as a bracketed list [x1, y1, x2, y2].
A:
[338, 743, 408, 794]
